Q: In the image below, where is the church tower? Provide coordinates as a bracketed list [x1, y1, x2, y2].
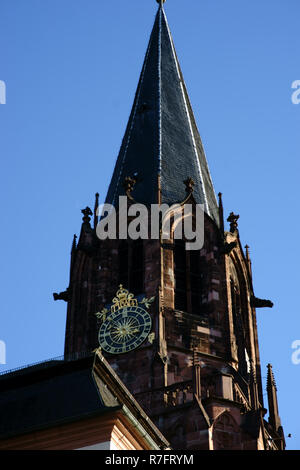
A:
[54, 1, 284, 450]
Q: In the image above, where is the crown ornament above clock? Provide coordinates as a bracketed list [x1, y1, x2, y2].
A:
[95, 286, 155, 355]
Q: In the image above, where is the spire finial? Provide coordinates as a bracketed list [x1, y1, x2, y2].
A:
[81, 207, 93, 224]
[267, 363, 277, 391]
[71, 234, 77, 252]
[218, 192, 224, 234]
[94, 193, 99, 229]
[245, 244, 252, 276]
[184, 177, 195, 194]
[266, 363, 282, 434]
[156, 0, 166, 6]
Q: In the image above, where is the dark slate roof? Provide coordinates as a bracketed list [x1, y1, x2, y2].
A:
[0, 353, 169, 449]
[105, 3, 219, 225]
[0, 356, 118, 439]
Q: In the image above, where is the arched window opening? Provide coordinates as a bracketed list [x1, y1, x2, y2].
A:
[230, 278, 248, 378]
[174, 239, 202, 314]
[118, 239, 144, 295]
[190, 249, 202, 314]
[129, 239, 144, 294]
[174, 239, 187, 311]
[119, 240, 128, 287]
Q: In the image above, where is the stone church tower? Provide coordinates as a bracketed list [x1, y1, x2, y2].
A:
[54, 1, 285, 450]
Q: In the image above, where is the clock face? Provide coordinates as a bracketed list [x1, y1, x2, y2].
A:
[98, 305, 152, 354]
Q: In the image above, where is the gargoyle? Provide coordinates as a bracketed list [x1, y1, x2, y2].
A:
[53, 288, 70, 302]
[251, 296, 274, 308]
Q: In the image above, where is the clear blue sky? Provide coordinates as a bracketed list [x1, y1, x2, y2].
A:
[0, 0, 299, 450]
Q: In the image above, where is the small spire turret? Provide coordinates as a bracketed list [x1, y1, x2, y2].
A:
[94, 193, 99, 229]
[245, 244, 252, 276]
[71, 234, 77, 253]
[218, 192, 224, 234]
[249, 359, 259, 410]
[70, 234, 77, 279]
[81, 207, 93, 225]
[192, 349, 201, 399]
[267, 364, 282, 432]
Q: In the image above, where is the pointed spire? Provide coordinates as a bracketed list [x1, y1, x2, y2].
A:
[77, 206, 96, 253]
[267, 363, 277, 391]
[249, 359, 259, 410]
[70, 234, 77, 275]
[192, 349, 201, 399]
[105, 5, 219, 225]
[94, 193, 99, 229]
[245, 244, 252, 276]
[71, 234, 77, 253]
[218, 192, 224, 234]
[81, 207, 93, 225]
[267, 364, 282, 432]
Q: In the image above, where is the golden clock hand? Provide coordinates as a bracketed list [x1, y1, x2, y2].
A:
[131, 328, 140, 334]
[107, 319, 121, 330]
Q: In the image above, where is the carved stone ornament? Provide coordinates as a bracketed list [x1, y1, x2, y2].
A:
[123, 176, 136, 195]
[227, 212, 239, 232]
[81, 207, 93, 223]
[183, 177, 195, 194]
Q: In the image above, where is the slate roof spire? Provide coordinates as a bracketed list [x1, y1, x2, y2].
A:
[105, 2, 219, 225]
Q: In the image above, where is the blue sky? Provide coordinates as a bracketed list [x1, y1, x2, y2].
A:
[0, 0, 299, 449]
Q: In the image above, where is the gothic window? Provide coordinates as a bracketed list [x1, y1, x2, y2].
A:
[174, 239, 202, 314]
[129, 239, 144, 294]
[230, 275, 248, 378]
[119, 240, 129, 287]
[174, 240, 187, 311]
[190, 249, 202, 313]
[118, 239, 144, 295]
